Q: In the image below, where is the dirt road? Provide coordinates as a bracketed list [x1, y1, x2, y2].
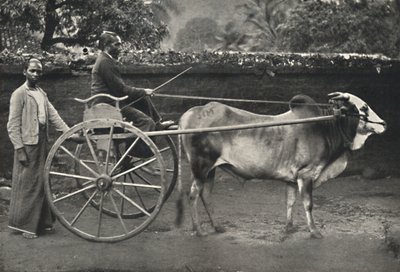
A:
[1, 172, 400, 272]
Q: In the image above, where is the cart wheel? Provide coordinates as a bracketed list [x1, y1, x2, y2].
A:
[44, 119, 166, 242]
[74, 134, 178, 219]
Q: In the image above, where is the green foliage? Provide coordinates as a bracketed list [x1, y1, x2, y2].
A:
[0, 0, 168, 51]
[174, 17, 221, 52]
[148, 0, 181, 25]
[215, 22, 251, 51]
[217, 0, 300, 51]
[277, 0, 399, 57]
[0, 47, 393, 72]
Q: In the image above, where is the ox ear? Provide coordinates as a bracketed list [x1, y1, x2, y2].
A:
[328, 92, 350, 101]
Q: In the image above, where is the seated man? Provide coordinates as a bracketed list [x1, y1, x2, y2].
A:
[91, 30, 173, 131]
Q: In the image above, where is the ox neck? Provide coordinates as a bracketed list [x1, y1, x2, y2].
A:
[337, 122, 354, 148]
[321, 107, 357, 153]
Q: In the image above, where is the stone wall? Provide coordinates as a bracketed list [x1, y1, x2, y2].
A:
[1, 54, 400, 177]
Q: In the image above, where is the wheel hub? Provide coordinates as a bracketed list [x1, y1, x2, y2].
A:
[96, 175, 112, 191]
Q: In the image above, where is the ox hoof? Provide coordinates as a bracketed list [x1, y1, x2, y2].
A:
[214, 226, 226, 233]
[310, 231, 323, 239]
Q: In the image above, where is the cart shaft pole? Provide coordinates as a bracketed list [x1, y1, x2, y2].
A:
[145, 115, 339, 137]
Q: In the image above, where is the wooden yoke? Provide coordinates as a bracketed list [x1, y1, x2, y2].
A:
[75, 94, 129, 122]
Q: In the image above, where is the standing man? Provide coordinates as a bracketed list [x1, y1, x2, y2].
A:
[91, 31, 173, 131]
[7, 58, 72, 239]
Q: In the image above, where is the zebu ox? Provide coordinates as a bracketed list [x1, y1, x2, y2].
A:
[176, 92, 386, 238]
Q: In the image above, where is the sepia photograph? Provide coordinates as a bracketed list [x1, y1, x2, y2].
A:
[0, 0, 400, 271]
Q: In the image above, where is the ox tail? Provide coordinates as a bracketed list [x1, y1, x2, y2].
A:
[175, 132, 185, 227]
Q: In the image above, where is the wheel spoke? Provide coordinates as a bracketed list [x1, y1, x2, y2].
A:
[127, 172, 148, 212]
[50, 171, 95, 182]
[70, 189, 98, 226]
[97, 192, 104, 237]
[132, 171, 161, 193]
[53, 184, 96, 203]
[81, 160, 115, 168]
[109, 192, 129, 234]
[130, 158, 143, 164]
[81, 159, 97, 164]
[109, 137, 140, 175]
[145, 166, 173, 173]
[111, 157, 157, 180]
[112, 188, 151, 217]
[156, 147, 173, 172]
[83, 129, 101, 172]
[60, 145, 99, 177]
[112, 182, 161, 189]
[120, 176, 127, 216]
[105, 125, 115, 174]
[159, 146, 171, 153]
[157, 146, 173, 173]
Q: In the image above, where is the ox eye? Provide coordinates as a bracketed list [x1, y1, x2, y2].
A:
[360, 104, 369, 115]
[360, 104, 369, 112]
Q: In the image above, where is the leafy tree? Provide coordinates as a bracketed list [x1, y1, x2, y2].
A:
[215, 21, 251, 51]
[174, 17, 221, 52]
[146, 0, 180, 25]
[0, 0, 168, 51]
[392, 0, 400, 50]
[277, 0, 400, 57]
[217, 0, 300, 51]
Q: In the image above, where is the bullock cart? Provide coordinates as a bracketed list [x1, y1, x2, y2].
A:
[43, 93, 343, 243]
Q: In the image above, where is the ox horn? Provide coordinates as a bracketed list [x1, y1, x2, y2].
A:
[328, 92, 350, 101]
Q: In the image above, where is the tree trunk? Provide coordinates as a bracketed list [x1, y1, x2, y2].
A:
[393, 0, 400, 50]
[41, 0, 58, 51]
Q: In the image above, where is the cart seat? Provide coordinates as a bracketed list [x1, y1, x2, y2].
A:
[83, 103, 123, 122]
[74, 94, 153, 158]
[75, 94, 128, 122]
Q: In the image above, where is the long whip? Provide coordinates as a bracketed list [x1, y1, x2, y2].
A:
[121, 66, 192, 110]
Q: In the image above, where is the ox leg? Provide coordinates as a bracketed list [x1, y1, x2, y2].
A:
[200, 169, 226, 234]
[297, 178, 322, 239]
[285, 183, 297, 233]
[189, 179, 207, 237]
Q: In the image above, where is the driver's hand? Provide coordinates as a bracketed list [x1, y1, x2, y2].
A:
[144, 88, 154, 96]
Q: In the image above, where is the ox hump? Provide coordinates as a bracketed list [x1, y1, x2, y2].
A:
[289, 94, 322, 118]
[179, 102, 227, 129]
